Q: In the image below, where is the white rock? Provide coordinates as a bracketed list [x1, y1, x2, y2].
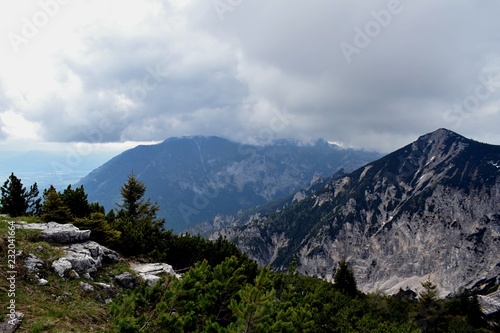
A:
[15, 221, 91, 243]
[24, 254, 44, 273]
[80, 281, 94, 292]
[142, 274, 161, 286]
[95, 282, 112, 289]
[52, 258, 73, 277]
[130, 262, 181, 281]
[56, 241, 120, 276]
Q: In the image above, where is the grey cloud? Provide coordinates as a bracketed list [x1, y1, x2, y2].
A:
[3, 0, 500, 152]
[200, 0, 500, 151]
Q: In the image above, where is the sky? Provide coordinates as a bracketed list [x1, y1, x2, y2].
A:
[1, 0, 500, 156]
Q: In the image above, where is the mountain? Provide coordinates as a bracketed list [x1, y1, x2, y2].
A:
[77, 136, 381, 232]
[187, 169, 349, 236]
[213, 129, 500, 296]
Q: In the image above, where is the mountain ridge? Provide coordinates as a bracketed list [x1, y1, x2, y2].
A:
[77, 135, 381, 231]
[211, 128, 500, 296]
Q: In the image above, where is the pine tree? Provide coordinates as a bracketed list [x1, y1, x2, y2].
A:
[228, 268, 277, 332]
[41, 185, 73, 223]
[60, 185, 91, 218]
[114, 172, 165, 256]
[415, 279, 444, 332]
[0, 173, 41, 217]
[333, 258, 358, 297]
[418, 279, 438, 308]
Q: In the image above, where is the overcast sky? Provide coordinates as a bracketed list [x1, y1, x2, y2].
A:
[1, 0, 500, 155]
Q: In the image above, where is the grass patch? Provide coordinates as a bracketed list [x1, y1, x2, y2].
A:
[0, 217, 117, 332]
[22, 242, 64, 262]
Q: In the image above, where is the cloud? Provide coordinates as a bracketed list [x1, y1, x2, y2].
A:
[1, 0, 500, 152]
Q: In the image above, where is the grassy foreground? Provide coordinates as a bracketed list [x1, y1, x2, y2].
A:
[0, 216, 123, 332]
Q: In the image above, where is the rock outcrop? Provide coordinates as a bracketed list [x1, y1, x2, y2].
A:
[15, 221, 178, 287]
[52, 241, 119, 277]
[478, 289, 500, 316]
[15, 221, 91, 243]
[130, 262, 181, 285]
[10, 220, 180, 331]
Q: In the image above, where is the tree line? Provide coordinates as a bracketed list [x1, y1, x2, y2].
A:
[0, 172, 247, 269]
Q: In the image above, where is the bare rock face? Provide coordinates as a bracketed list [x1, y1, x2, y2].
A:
[52, 241, 120, 277]
[219, 129, 500, 296]
[16, 221, 91, 243]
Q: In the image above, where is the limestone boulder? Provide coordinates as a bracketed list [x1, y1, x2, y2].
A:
[51, 241, 119, 276]
[15, 222, 90, 243]
[130, 262, 181, 286]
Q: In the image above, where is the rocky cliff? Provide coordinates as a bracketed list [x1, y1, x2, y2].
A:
[216, 129, 500, 296]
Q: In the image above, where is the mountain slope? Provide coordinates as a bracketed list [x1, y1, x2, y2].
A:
[217, 129, 500, 295]
[77, 136, 380, 231]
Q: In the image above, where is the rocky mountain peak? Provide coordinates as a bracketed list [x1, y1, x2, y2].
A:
[418, 127, 463, 143]
[217, 129, 500, 296]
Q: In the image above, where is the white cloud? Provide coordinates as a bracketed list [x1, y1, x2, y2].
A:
[0, 110, 40, 140]
[0, 0, 500, 153]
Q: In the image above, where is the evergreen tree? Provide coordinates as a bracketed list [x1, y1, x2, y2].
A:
[419, 279, 438, 308]
[60, 185, 91, 218]
[89, 202, 106, 214]
[415, 279, 444, 332]
[228, 268, 277, 332]
[114, 172, 165, 256]
[117, 172, 147, 219]
[0, 173, 41, 217]
[41, 185, 72, 223]
[333, 258, 358, 297]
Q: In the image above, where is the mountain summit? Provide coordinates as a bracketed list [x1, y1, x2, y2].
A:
[217, 128, 500, 295]
[77, 136, 380, 231]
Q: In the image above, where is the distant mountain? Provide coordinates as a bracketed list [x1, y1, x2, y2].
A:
[212, 129, 500, 296]
[77, 136, 381, 232]
[187, 169, 349, 236]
